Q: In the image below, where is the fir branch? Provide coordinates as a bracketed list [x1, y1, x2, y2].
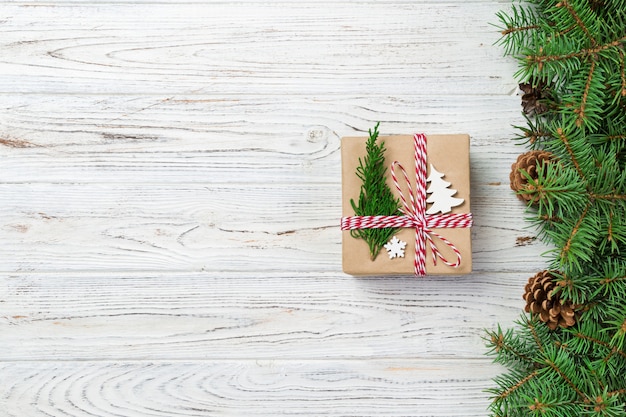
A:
[590, 193, 626, 200]
[555, 0, 598, 47]
[501, 24, 541, 36]
[525, 316, 546, 354]
[618, 49, 626, 97]
[559, 200, 591, 266]
[530, 160, 588, 222]
[514, 115, 553, 147]
[606, 210, 615, 249]
[607, 313, 626, 349]
[556, 127, 585, 179]
[544, 358, 586, 399]
[573, 59, 596, 127]
[495, 5, 542, 55]
[599, 274, 626, 288]
[488, 3, 626, 414]
[607, 387, 626, 397]
[588, 392, 626, 415]
[495, 370, 539, 401]
[549, 24, 577, 41]
[594, 260, 626, 300]
[349, 123, 401, 260]
[490, 331, 533, 362]
[486, 326, 539, 367]
[527, 35, 626, 66]
[572, 332, 626, 360]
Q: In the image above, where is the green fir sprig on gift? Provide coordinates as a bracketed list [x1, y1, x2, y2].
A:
[488, 1, 626, 416]
[350, 122, 401, 260]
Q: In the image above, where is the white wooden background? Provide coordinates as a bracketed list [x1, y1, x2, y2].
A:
[0, 1, 550, 416]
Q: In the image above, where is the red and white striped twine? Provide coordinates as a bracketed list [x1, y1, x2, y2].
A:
[341, 133, 473, 276]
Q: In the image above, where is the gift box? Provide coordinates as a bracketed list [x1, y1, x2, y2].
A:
[341, 133, 472, 276]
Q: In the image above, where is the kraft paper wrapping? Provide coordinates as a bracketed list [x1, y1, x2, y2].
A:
[341, 134, 472, 276]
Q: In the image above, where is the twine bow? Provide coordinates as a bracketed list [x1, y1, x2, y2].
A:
[341, 133, 473, 276]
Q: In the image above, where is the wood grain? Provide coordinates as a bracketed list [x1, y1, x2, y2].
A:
[0, 0, 534, 415]
[0, 181, 547, 273]
[0, 2, 516, 95]
[0, 359, 501, 417]
[0, 95, 526, 185]
[1, 271, 529, 361]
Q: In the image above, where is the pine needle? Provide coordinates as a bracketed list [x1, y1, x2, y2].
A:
[349, 123, 401, 260]
[487, 1, 626, 415]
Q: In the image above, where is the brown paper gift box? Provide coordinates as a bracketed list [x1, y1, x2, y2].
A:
[341, 134, 472, 276]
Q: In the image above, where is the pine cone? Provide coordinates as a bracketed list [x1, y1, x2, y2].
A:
[523, 270, 576, 330]
[510, 150, 554, 203]
[520, 81, 550, 115]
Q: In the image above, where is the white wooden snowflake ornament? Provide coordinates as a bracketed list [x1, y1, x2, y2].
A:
[426, 164, 464, 215]
[384, 236, 407, 259]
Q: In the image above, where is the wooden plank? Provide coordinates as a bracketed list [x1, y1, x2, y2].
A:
[0, 94, 527, 184]
[0, 182, 548, 273]
[0, 1, 534, 415]
[0, 271, 529, 360]
[0, 359, 500, 417]
[1, 0, 510, 3]
[0, 2, 516, 95]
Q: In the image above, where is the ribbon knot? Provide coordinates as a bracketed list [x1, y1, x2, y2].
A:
[341, 133, 473, 276]
[409, 216, 425, 229]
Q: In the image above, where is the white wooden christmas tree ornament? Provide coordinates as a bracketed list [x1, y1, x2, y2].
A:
[426, 164, 464, 215]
